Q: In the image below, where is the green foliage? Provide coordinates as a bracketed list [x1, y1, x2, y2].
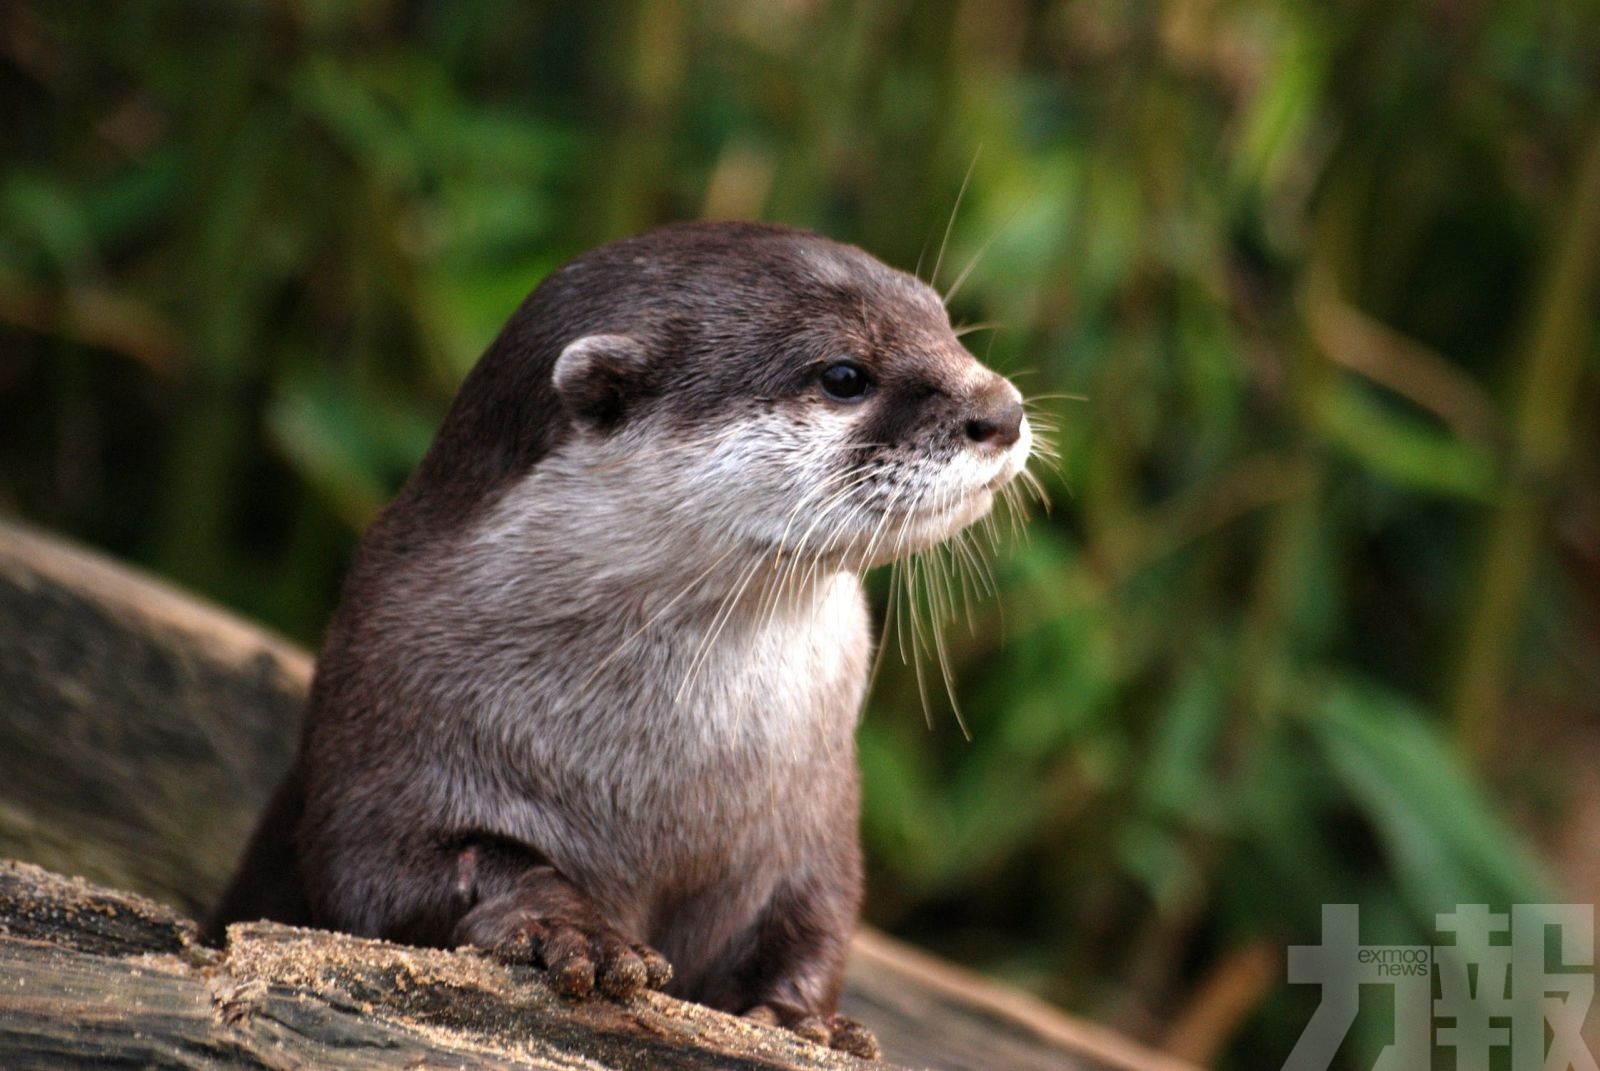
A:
[2, 3, 1597, 1066]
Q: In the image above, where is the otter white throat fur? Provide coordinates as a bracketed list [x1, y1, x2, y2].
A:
[212, 220, 1033, 1059]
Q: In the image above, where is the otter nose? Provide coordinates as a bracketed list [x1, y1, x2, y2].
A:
[964, 396, 1024, 448]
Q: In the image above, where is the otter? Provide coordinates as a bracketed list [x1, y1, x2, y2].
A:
[211, 221, 1031, 1059]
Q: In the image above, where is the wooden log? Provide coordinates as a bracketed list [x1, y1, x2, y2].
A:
[0, 859, 891, 1069]
[0, 521, 306, 919]
[0, 519, 1199, 1071]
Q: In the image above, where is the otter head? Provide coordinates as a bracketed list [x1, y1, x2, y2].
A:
[530, 222, 1031, 579]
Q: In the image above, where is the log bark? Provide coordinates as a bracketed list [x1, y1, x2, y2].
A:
[0, 859, 892, 1069]
[0, 519, 1199, 1071]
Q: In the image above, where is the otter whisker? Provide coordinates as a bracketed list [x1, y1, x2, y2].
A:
[888, 486, 926, 669]
[764, 457, 873, 572]
[790, 467, 880, 551]
[928, 533, 965, 644]
[1000, 481, 1026, 543]
[862, 482, 914, 694]
[945, 540, 978, 636]
[855, 485, 899, 570]
[949, 528, 992, 618]
[595, 422, 752, 471]
[977, 504, 1002, 554]
[890, 487, 949, 733]
[764, 463, 884, 634]
[789, 510, 864, 619]
[583, 541, 745, 688]
[1024, 447, 1064, 483]
[865, 561, 900, 699]
[1023, 426, 1063, 446]
[927, 576, 970, 741]
[950, 527, 991, 601]
[960, 524, 1005, 639]
[1025, 439, 1064, 467]
[771, 491, 859, 632]
[802, 486, 880, 592]
[931, 147, 981, 292]
[905, 556, 934, 729]
[926, 485, 979, 739]
[1022, 392, 1090, 404]
[1011, 477, 1036, 535]
[927, 501, 961, 632]
[756, 468, 872, 636]
[673, 552, 770, 709]
[912, 556, 954, 735]
[1017, 464, 1052, 512]
[776, 467, 882, 599]
[1019, 409, 1064, 434]
[767, 465, 859, 576]
[943, 205, 1020, 307]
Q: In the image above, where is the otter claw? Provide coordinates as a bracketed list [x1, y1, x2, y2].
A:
[744, 1004, 881, 1060]
[828, 1014, 882, 1060]
[482, 918, 671, 1003]
[551, 952, 596, 998]
[791, 1015, 832, 1046]
[638, 944, 674, 989]
[595, 946, 647, 999]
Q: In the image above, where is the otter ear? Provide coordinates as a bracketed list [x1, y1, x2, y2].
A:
[553, 334, 652, 430]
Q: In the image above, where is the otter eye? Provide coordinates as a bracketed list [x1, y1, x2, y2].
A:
[818, 361, 871, 402]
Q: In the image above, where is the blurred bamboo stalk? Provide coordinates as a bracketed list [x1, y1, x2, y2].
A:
[1232, 167, 1365, 741]
[1161, 940, 1279, 1066]
[1450, 122, 1600, 764]
[1306, 282, 1498, 445]
[0, 269, 182, 371]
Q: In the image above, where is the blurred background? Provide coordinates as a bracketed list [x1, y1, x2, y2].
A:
[1, 1, 1597, 1066]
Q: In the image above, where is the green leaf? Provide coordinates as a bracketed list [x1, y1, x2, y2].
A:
[1316, 382, 1498, 500]
[1141, 652, 1226, 828]
[267, 373, 437, 528]
[1305, 678, 1550, 919]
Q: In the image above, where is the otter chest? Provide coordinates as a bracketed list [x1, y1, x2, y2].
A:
[482, 573, 870, 902]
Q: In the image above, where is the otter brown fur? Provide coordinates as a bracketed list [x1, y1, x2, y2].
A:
[211, 221, 1030, 1058]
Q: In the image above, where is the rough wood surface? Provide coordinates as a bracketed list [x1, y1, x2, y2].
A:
[0, 521, 306, 919]
[0, 519, 1200, 1071]
[0, 859, 889, 1070]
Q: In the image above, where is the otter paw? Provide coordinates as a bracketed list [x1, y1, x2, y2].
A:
[826, 1015, 881, 1060]
[744, 1005, 881, 1060]
[486, 919, 672, 1001]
